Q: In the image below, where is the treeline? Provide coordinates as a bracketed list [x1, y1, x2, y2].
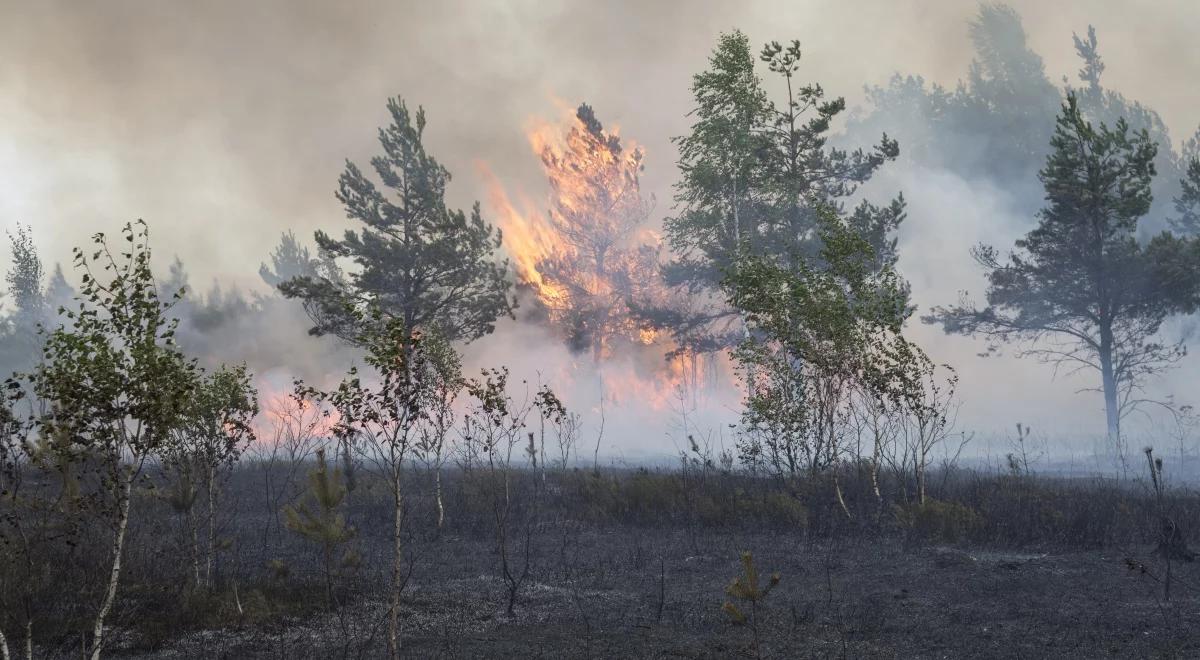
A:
[3, 4, 1200, 658]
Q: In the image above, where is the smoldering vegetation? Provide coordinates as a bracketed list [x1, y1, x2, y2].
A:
[4, 3, 1200, 658]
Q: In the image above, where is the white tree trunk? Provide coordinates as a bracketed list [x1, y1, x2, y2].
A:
[434, 467, 444, 529]
[91, 474, 133, 660]
[206, 465, 216, 588]
[1, 628, 11, 660]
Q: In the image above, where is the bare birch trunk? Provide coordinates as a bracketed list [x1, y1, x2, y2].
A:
[434, 467, 445, 529]
[90, 474, 133, 660]
[206, 464, 216, 588]
[833, 472, 852, 520]
[870, 440, 884, 520]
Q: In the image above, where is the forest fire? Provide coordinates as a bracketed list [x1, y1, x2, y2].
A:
[480, 102, 717, 409]
[484, 103, 666, 360]
[254, 387, 340, 444]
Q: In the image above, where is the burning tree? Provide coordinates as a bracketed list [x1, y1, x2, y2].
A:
[491, 103, 665, 362]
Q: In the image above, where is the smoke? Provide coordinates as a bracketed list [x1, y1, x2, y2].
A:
[3, 1, 1199, 457]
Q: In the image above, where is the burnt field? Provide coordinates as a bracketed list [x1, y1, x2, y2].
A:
[11, 459, 1200, 659]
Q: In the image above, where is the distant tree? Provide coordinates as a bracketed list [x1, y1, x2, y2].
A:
[1069, 25, 1181, 231]
[26, 221, 198, 659]
[658, 31, 902, 354]
[259, 230, 341, 290]
[926, 96, 1200, 446]
[1170, 153, 1200, 236]
[959, 3, 1062, 180]
[44, 264, 75, 316]
[281, 97, 515, 344]
[853, 4, 1060, 196]
[5, 226, 45, 327]
[2, 226, 48, 373]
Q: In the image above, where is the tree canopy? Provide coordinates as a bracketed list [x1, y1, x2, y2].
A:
[281, 97, 515, 344]
[926, 95, 1200, 442]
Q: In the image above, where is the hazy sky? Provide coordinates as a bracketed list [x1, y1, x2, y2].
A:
[2, 0, 1199, 453]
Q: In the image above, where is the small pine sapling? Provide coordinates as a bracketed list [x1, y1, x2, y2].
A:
[722, 551, 781, 657]
[284, 448, 358, 610]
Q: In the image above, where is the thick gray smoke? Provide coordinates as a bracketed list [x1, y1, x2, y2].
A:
[2, 1, 1199, 462]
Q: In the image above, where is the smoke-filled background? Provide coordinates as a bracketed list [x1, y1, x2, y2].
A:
[3, 0, 1199, 463]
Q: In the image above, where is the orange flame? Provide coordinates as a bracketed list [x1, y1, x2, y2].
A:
[255, 388, 341, 444]
[483, 100, 732, 411]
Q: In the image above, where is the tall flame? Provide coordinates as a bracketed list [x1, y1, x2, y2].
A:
[485, 102, 667, 361]
[480, 101, 735, 412]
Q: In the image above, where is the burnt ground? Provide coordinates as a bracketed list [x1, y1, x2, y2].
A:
[102, 528, 1200, 659]
[19, 464, 1200, 659]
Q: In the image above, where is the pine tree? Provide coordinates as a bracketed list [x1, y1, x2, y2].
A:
[721, 551, 780, 658]
[284, 448, 357, 609]
[281, 97, 515, 344]
[1069, 25, 1181, 231]
[258, 230, 342, 290]
[2, 226, 48, 374]
[854, 5, 1060, 195]
[44, 264, 75, 316]
[1171, 155, 1200, 236]
[926, 95, 1200, 446]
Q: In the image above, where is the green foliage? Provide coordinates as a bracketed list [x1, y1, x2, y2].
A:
[284, 448, 357, 609]
[722, 551, 780, 657]
[728, 207, 925, 477]
[160, 363, 258, 589]
[284, 448, 355, 548]
[29, 221, 199, 474]
[280, 97, 514, 344]
[165, 364, 258, 473]
[318, 310, 461, 477]
[656, 30, 903, 353]
[1172, 156, 1200, 236]
[11, 220, 201, 658]
[894, 498, 982, 544]
[722, 551, 780, 624]
[926, 95, 1200, 440]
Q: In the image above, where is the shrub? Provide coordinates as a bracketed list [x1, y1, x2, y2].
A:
[894, 498, 981, 543]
